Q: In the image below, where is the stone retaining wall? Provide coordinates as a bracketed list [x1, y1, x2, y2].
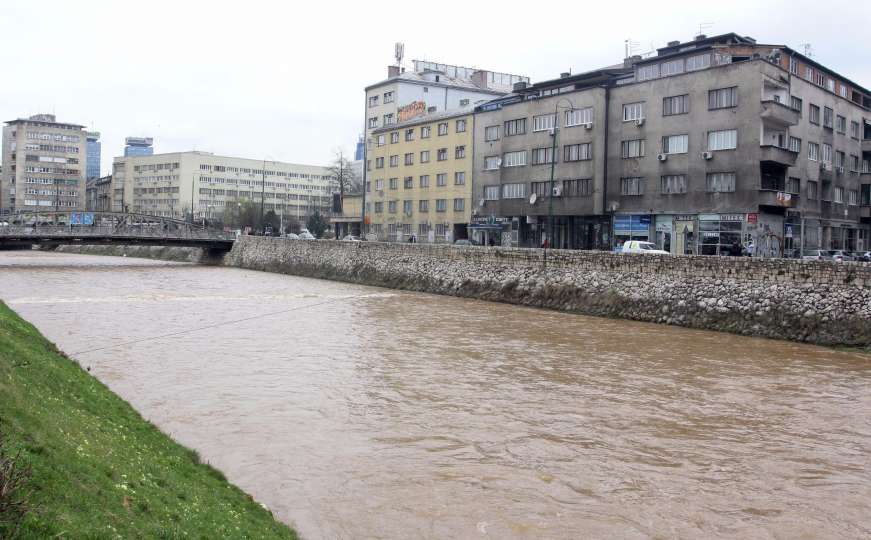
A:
[51, 244, 211, 264]
[225, 236, 871, 347]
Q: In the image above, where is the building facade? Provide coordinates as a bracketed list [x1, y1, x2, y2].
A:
[1, 114, 87, 213]
[367, 109, 474, 242]
[110, 152, 334, 225]
[473, 33, 871, 254]
[86, 174, 113, 212]
[86, 131, 101, 179]
[124, 136, 154, 157]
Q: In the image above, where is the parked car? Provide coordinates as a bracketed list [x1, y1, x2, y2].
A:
[621, 240, 670, 255]
[454, 239, 472, 246]
[285, 233, 300, 240]
[298, 231, 316, 240]
[854, 251, 871, 262]
[341, 235, 361, 242]
[802, 249, 831, 261]
[829, 250, 853, 262]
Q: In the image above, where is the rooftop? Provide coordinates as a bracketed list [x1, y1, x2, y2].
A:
[5, 113, 85, 129]
[366, 59, 529, 94]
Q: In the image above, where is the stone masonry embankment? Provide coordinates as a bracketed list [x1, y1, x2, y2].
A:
[224, 236, 871, 347]
[50, 244, 212, 264]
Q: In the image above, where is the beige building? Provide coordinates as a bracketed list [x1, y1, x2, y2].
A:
[330, 193, 363, 238]
[1, 114, 87, 213]
[368, 109, 474, 242]
[111, 151, 334, 225]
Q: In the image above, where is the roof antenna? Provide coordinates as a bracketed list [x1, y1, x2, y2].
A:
[624, 39, 640, 58]
[800, 43, 813, 57]
[697, 22, 713, 37]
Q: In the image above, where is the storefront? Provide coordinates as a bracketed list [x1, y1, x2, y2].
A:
[614, 214, 651, 249]
[469, 216, 510, 246]
[699, 213, 744, 256]
[654, 215, 673, 253]
[672, 214, 696, 255]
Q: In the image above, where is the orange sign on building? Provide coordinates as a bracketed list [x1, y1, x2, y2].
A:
[397, 101, 426, 122]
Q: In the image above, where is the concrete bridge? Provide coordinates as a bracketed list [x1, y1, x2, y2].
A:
[0, 211, 235, 252]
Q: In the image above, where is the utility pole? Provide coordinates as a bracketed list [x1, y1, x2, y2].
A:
[260, 159, 266, 233]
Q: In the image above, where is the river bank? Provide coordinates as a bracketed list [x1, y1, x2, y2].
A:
[0, 301, 297, 539]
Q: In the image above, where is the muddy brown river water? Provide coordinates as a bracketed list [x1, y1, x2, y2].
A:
[1, 251, 870, 539]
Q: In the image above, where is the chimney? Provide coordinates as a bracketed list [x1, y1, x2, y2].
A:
[560, 72, 571, 78]
[667, 40, 680, 47]
[471, 70, 488, 90]
[388, 65, 400, 78]
[513, 81, 528, 92]
[623, 55, 642, 69]
[694, 34, 707, 41]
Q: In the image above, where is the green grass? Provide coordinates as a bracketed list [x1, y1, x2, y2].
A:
[0, 302, 297, 539]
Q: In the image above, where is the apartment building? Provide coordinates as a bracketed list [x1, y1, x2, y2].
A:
[1, 114, 87, 213]
[110, 151, 334, 224]
[474, 33, 871, 254]
[367, 109, 474, 242]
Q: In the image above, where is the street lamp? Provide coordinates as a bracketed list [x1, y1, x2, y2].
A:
[546, 97, 576, 254]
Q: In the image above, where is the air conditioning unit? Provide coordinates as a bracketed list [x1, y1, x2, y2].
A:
[657, 153, 668, 162]
[549, 127, 556, 136]
[584, 123, 594, 130]
[701, 151, 713, 160]
[635, 117, 645, 127]
[552, 186, 562, 197]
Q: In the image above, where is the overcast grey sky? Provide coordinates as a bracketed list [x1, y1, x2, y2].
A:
[2, 0, 868, 175]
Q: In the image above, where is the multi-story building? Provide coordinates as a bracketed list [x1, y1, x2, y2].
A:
[124, 137, 154, 157]
[367, 108, 474, 242]
[110, 151, 334, 225]
[86, 131, 101, 179]
[474, 33, 871, 254]
[86, 175, 113, 212]
[1, 114, 87, 213]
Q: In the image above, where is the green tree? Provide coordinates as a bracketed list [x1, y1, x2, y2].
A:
[306, 210, 329, 238]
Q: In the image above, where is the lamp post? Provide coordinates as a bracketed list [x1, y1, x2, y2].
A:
[546, 97, 576, 254]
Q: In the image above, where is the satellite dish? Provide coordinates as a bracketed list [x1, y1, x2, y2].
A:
[529, 193, 538, 205]
[478, 199, 485, 207]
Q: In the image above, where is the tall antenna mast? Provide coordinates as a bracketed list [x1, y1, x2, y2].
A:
[697, 22, 713, 36]
[394, 42, 405, 68]
[800, 43, 813, 57]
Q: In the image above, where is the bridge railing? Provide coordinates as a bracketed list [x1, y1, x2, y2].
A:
[0, 224, 235, 241]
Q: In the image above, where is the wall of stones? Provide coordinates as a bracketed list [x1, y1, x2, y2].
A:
[225, 237, 871, 348]
[51, 244, 212, 264]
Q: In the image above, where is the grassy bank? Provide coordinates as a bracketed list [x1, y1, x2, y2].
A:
[0, 302, 297, 539]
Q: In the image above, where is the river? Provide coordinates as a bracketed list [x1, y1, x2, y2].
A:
[1, 251, 869, 539]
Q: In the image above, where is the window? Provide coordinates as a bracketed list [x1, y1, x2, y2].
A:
[814, 72, 825, 86]
[787, 177, 800, 194]
[623, 102, 645, 122]
[403, 176, 413, 189]
[420, 150, 430, 163]
[437, 148, 448, 161]
[368, 117, 378, 128]
[808, 142, 819, 161]
[383, 114, 394, 125]
[403, 200, 413, 214]
[484, 125, 500, 141]
[620, 177, 645, 196]
[375, 178, 384, 190]
[707, 129, 737, 151]
[502, 150, 527, 167]
[369, 95, 379, 107]
[390, 132, 400, 144]
[809, 104, 820, 124]
[662, 134, 688, 154]
[435, 199, 447, 212]
[848, 189, 858, 206]
[851, 121, 860, 139]
[850, 154, 859, 172]
[531, 147, 555, 165]
[823, 107, 833, 129]
[836, 115, 846, 133]
[562, 178, 592, 197]
[662, 94, 689, 116]
[376, 134, 385, 146]
[789, 136, 801, 153]
[383, 91, 394, 103]
[565, 107, 593, 126]
[421, 126, 431, 138]
[453, 198, 465, 211]
[419, 199, 429, 212]
[374, 201, 383, 213]
[456, 119, 467, 133]
[438, 123, 448, 136]
[501, 183, 526, 199]
[564, 143, 592, 162]
[686, 53, 710, 71]
[405, 129, 415, 141]
[636, 64, 659, 81]
[807, 180, 818, 200]
[834, 186, 844, 203]
[375, 157, 384, 169]
[436, 173, 447, 186]
[389, 178, 398, 190]
[708, 87, 737, 109]
[706, 172, 735, 193]
[621, 139, 645, 158]
[660, 58, 684, 76]
[484, 156, 500, 170]
[790, 96, 802, 113]
[419, 175, 430, 188]
[533, 114, 556, 132]
[389, 155, 399, 167]
[661, 175, 687, 194]
[454, 172, 466, 185]
[404, 153, 414, 166]
[835, 151, 845, 169]
[789, 57, 799, 74]
[504, 118, 526, 136]
[388, 200, 397, 213]
[822, 143, 832, 163]
[827, 79, 835, 92]
[483, 185, 500, 200]
[455, 146, 466, 159]
[839, 85, 848, 98]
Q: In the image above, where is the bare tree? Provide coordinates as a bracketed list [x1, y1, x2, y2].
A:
[327, 149, 359, 202]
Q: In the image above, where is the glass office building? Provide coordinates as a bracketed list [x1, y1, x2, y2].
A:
[86, 131, 101, 179]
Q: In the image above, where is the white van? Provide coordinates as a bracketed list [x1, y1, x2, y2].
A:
[621, 240, 670, 255]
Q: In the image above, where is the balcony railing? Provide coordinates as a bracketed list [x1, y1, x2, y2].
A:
[759, 145, 798, 166]
[761, 99, 800, 126]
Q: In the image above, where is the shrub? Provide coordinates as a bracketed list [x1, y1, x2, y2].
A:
[0, 427, 34, 538]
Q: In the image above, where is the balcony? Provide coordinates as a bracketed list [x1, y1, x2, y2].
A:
[861, 206, 870, 221]
[862, 139, 871, 154]
[760, 99, 800, 126]
[757, 189, 798, 208]
[759, 145, 798, 166]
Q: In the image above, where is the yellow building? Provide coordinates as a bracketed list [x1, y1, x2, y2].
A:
[367, 108, 474, 242]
